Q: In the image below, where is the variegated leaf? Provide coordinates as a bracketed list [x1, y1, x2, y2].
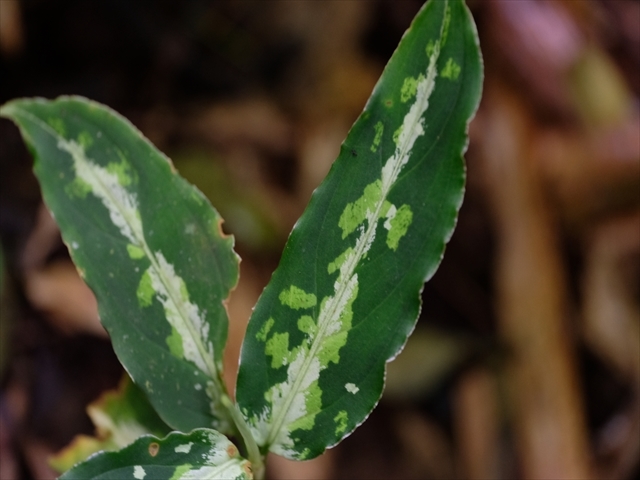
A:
[236, 0, 483, 459]
[59, 429, 253, 480]
[0, 98, 239, 433]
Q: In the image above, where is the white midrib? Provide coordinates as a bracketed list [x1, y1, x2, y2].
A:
[264, 33, 441, 449]
[82, 155, 221, 388]
[21, 108, 221, 391]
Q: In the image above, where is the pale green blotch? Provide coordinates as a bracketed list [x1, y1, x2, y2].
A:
[48, 118, 66, 137]
[77, 131, 93, 148]
[256, 317, 275, 342]
[279, 285, 317, 310]
[169, 464, 191, 480]
[166, 326, 184, 358]
[298, 448, 311, 461]
[265, 332, 290, 369]
[288, 380, 322, 432]
[127, 243, 145, 259]
[334, 410, 348, 435]
[328, 247, 353, 275]
[178, 277, 190, 303]
[371, 121, 384, 153]
[318, 331, 349, 366]
[64, 177, 92, 199]
[426, 39, 438, 57]
[317, 282, 358, 366]
[386, 204, 413, 251]
[380, 199, 393, 218]
[400, 75, 424, 103]
[106, 160, 133, 186]
[392, 125, 403, 146]
[137, 269, 154, 307]
[339, 180, 383, 238]
[297, 315, 316, 336]
[441, 58, 461, 80]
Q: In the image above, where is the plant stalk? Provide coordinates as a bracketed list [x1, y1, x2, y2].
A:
[221, 394, 265, 480]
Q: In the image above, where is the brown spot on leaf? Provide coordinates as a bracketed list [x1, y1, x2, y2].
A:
[148, 442, 160, 457]
[226, 444, 238, 457]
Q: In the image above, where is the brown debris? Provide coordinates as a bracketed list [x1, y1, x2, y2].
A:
[477, 83, 591, 479]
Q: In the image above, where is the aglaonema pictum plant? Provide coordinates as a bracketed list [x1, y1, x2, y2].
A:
[0, 1, 482, 478]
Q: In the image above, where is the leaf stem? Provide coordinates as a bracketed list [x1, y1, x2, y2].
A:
[222, 394, 265, 480]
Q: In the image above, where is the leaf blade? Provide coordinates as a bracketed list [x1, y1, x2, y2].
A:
[59, 429, 253, 480]
[236, 0, 483, 459]
[0, 97, 239, 433]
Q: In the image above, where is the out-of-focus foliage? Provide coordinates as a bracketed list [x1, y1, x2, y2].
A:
[50, 375, 171, 473]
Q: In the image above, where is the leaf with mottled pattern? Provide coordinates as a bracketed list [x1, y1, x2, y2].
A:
[59, 429, 253, 480]
[236, 0, 483, 460]
[0, 97, 239, 434]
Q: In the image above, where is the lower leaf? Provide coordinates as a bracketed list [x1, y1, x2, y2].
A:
[60, 429, 253, 480]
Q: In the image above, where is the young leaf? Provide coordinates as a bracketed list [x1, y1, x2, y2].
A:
[87, 375, 172, 445]
[0, 98, 239, 433]
[236, 0, 483, 460]
[50, 375, 171, 473]
[59, 429, 253, 480]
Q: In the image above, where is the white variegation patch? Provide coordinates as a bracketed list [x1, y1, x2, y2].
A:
[173, 431, 252, 480]
[345, 383, 359, 394]
[147, 252, 214, 374]
[58, 138, 144, 246]
[265, 352, 322, 456]
[133, 465, 146, 480]
[174, 442, 193, 454]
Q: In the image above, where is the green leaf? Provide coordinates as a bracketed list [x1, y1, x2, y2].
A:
[0, 97, 240, 433]
[236, 0, 483, 460]
[59, 429, 253, 480]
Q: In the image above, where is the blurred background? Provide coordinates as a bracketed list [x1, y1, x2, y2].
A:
[0, 0, 638, 478]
